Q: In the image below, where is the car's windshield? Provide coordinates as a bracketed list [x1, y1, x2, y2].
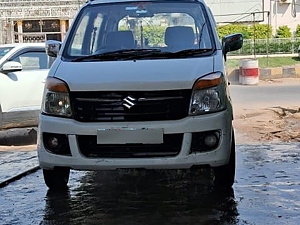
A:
[64, 0, 215, 60]
[0, 47, 14, 60]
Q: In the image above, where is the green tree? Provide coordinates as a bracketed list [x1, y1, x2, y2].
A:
[275, 25, 292, 38]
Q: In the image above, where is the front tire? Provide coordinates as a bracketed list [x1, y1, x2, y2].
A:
[213, 130, 236, 188]
[43, 167, 70, 190]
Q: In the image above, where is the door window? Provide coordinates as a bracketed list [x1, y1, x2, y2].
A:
[11, 51, 48, 70]
[0, 47, 14, 59]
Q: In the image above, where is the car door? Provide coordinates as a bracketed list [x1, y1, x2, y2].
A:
[0, 47, 48, 113]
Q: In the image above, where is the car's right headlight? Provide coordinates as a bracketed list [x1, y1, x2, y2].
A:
[189, 72, 226, 115]
[42, 77, 72, 117]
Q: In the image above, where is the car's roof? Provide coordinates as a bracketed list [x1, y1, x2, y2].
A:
[0, 43, 45, 48]
[0, 43, 46, 63]
[89, 0, 202, 5]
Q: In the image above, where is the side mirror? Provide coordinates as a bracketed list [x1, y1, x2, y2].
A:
[1, 61, 22, 73]
[46, 40, 61, 58]
[222, 33, 243, 60]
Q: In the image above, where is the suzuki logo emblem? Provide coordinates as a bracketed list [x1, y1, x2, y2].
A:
[123, 96, 137, 109]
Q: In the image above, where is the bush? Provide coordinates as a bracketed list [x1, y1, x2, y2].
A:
[142, 26, 167, 46]
[275, 25, 292, 38]
[239, 42, 252, 55]
[217, 24, 250, 39]
[294, 39, 300, 51]
[295, 24, 300, 38]
[217, 24, 271, 39]
[248, 24, 272, 39]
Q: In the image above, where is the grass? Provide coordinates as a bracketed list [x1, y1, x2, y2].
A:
[226, 56, 300, 69]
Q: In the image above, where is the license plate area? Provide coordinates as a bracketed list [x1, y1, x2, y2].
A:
[97, 128, 163, 144]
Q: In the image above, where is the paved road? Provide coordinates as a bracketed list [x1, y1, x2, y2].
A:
[229, 79, 300, 115]
[0, 150, 38, 187]
[0, 143, 299, 225]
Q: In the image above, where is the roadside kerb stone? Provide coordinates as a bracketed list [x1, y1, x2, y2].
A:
[227, 66, 300, 82]
[0, 127, 37, 146]
[295, 65, 300, 75]
[282, 66, 296, 78]
[259, 68, 271, 80]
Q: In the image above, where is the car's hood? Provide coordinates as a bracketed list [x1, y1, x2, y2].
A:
[52, 56, 216, 91]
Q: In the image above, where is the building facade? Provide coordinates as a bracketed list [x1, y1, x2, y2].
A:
[266, 0, 300, 34]
[0, 0, 85, 44]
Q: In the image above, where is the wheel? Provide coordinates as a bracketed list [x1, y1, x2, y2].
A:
[213, 130, 236, 188]
[43, 167, 70, 190]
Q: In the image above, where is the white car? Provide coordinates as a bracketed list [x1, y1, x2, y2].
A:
[38, 0, 243, 189]
[0, 43, 49, 129]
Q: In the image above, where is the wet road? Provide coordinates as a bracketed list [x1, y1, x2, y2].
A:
[0, 143, 300, 225]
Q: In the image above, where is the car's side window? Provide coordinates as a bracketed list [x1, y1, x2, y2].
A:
[11, 51, 47, 70]
[70, 13, 104, 55]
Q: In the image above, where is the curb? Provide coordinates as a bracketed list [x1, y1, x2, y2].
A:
[227, 54, 300, 81]
[227, 66, 300, 82]
[0, 127, 37, 146]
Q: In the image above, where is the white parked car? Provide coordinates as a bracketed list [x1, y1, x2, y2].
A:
[38, 0, 243, 189]
[0, 43, 49, 129]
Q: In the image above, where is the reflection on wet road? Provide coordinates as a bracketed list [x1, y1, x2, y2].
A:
[44, 172, 237, 225]
[0, 143, 299, 225]
[45, 170, 237, 225]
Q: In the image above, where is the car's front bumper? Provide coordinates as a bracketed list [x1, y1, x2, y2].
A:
[38, 110, 233, 171]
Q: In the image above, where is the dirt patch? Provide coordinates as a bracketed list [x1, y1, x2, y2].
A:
[234, 106, 300, 144]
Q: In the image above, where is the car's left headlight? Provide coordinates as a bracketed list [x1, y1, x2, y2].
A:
[189, 72, 226, 115]
[42, 77, 72, 117]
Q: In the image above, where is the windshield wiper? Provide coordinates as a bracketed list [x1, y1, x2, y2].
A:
[147, 48, 214, 59]
[170, 48, 214, 56]
[72, 48, 162, 62]
[72, 48, 214, 62]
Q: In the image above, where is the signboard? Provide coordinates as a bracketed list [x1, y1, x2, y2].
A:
[206, 0, 264, 23]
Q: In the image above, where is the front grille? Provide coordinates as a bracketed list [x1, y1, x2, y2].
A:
[77, 134, 183, 158]
[70, 90, 191, 122]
